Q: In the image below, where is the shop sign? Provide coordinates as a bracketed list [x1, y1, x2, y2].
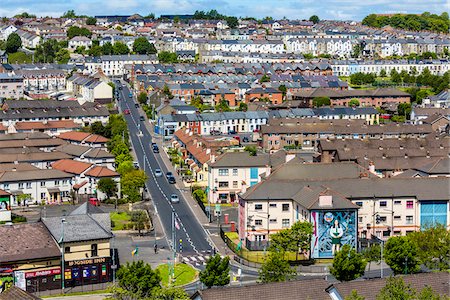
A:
[25, 268, 61, 279]
[67, 257, 107, 267]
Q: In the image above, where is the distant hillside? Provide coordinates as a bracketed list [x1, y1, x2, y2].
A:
[362, 12, 449, 33]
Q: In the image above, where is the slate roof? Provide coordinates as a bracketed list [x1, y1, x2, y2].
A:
[0, 222, 60, 263]
[0, 286, 42, 300]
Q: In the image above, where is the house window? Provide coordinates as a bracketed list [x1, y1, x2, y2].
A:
[269, 203, 277, 208]
[40, 181, 46, 187]
[282, 204, 289, 211]
[406, 201, 414, 209]
[379, 201, 387, 207]
[55, 180, 60, 185]
[358, 217, 363, 223]
[26, 182, 32, 189]
[218, 169, 229, 176]
[255, 204, 263, 210]
[382, 230, 391, 237]
[394, 200, 401, 205]
[65, 246, 70, 253]
[232, 181, 238, 188]
[282, 219, 290, 228]
[91, 244, 98, 257]
[218, 181, 229, 188]
[232, 168, 238, 176]
[406, 216, 413, 224]
[269, 218, 277, 223]
[19, 183, 24, 189]
[379, 216, 387, 222]
[40, 193, 46, 201]
[255, 219, 262, 226]
[355, 201, 363, 207]
[394, 216, 401, 220]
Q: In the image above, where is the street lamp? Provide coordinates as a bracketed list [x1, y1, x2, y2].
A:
[59, 218, 67, 293]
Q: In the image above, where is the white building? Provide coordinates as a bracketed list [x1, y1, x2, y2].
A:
[68, 36, 93, 50]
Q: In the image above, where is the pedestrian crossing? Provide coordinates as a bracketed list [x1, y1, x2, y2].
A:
[182, 254, 210, 266]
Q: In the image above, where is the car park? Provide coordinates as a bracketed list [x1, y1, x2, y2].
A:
[170, 194, 179, 203]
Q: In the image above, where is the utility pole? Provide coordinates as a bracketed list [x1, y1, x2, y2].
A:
[380, 240, 384, 278]
[60, 218, 67, 293]
[112, 234, 116, 285]
[170, 209, 176, 286]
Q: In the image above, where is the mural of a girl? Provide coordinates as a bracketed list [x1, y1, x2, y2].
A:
[330, 219, 344, 255]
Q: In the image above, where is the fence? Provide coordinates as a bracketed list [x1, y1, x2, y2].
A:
[219, 226, 315, 267]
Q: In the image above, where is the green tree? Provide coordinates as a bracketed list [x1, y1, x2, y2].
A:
[345, 290, 366, 300]
[90, 121, 109, 137]
[88, 45, 103, 57]
[111, 141, 130, 157]
[67, 26, 92, 39]
[290, 221, 313, 260]
[14, 12, 36, 18]
[258, 252, 296, 283]
[62, 10, 77, 18]
[97, 178, 118, 199]
[133, 37, 153, 54]
[7, 52, 32, 63]
[116, 260, 161, 298]
[115, 153, 133, 167]
[384, 236, 420, 275]
[215, 99, 231, 112]
[237, 102, 248, 111]
[351, 44, 362, 58]
[158, 51, 178, 63]
[121, 170, 148, 202]
[309, 15, 320, 24]
[162, 84, 174, 99]
[151, 287, 190, 300]
[363, 243, 381, 273]
[313, 97, 331, 107]
[259, 74, 270, 83]
[244, 146, 257, 156]
[379, 69, 387, 77]
[102, 42, 113, 55]
[86, 17, 97, 25]
[5, 33, 22, 53]
[131, 210, 148, 234]
[376, 277, 416, 300]
[113, 42, 130, 55]
[417, 286, 446, 300]
[408, 225, 450, 271]
[137, 91, 148, 104]
[390, 69, 402, 84]
[35, 39, 60, 63]
[55, 48, 70, 64]
[117, 161, 134, 175]
[74, 46, 86, 54]
[226, 16, 239, 29]
[397, 103, 412, 120]
[199, 254, 230, 288]
[348, 99, 360, 107]
[330, 244, 367, 281]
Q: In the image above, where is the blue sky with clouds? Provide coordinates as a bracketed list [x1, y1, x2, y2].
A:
[1, 0, 448, 21]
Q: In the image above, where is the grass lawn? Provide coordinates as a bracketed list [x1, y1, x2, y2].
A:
[156, 263, 198, 287]
[110, 211, 132, 230]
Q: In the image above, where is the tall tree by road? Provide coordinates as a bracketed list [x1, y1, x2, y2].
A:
[384, 236, 420, 275]
[199, 255, 230, 288]
[97, 178, 117, 199]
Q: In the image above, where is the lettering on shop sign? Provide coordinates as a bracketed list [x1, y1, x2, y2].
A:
[67, 257, 106, 267]
[25, 268, 61, 279]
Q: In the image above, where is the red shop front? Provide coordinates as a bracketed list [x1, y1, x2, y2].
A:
[24, 268, 62, 293]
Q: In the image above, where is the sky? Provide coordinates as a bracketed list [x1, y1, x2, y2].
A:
[1, 0, 448, 21]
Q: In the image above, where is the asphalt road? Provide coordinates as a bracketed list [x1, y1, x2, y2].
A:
[116, 81, 212, 257]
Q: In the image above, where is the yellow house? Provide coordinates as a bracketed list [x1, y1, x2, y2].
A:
[42, 203, 113, 289]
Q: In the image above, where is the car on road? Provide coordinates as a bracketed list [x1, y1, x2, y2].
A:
[135, 103, 139, 108]
[154, 168, 162, 177]
[152, 145, 159, 153]
[118, 86, 122, 90]
[242, 136, 249, 143]
[124, 109, 130, 115]
[170, 194, 180, 203]
[129, 92, 132, 98]
[166, 172, 176, 184]
[140, 116, 145, 121]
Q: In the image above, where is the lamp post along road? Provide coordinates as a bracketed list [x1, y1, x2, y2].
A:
[59, 218, 67, 293]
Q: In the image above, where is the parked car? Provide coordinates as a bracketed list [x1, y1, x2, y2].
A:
[135, 103, 139, 108]
[242, 136, 249, 143]
[129, 92, 132, 98]
[124, 109, 130, 115]
[133, 161, 139, 169]
[228, 130, 237, 135]
[154, 168, 162, 177]
[118, 86, 122, 90]
[170, 194, 179, 203]
[210, 130, 221, 136]
[152, 145, 159, 153]
[140, 116, 145, 121]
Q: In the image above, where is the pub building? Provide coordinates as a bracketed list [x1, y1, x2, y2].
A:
[43, 203, 114, 288]
[0, 222, 62, 294]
